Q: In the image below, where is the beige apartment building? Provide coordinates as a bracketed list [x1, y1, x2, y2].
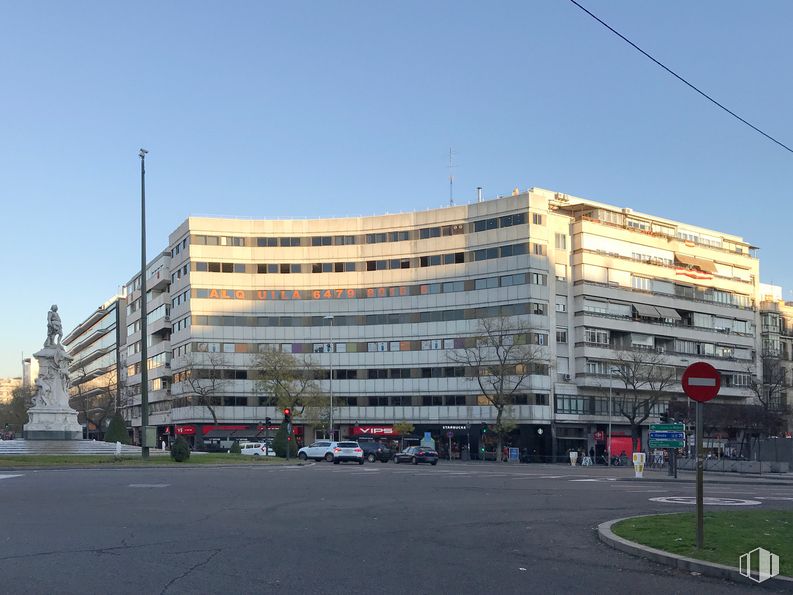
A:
[107, 187, 764, 459]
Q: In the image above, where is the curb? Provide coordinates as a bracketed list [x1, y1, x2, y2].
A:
[617, 477, 793, 486]
[0, 462, 308, 472]
[598, 515, 793, 590]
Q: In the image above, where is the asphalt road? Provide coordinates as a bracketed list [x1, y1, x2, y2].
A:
[0, 462, 791, 595]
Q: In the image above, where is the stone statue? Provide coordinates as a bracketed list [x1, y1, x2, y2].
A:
[45, 304, 63, 347]
[24, 304, 83, 440]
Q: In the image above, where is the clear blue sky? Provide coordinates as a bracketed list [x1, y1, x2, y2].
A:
[1, 1, 791, 377]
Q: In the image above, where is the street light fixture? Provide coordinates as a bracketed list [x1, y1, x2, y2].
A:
[607, 367, 620, 466]
[324, 315, 334, 440]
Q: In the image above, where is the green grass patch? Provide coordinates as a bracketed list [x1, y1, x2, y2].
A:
[612, 511, 793, 577]
[0, 453, 288, 467]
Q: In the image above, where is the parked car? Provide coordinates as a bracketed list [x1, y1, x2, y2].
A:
[393, 446, 438, 465]
[298, 440, 335, 462]
[239, 441, 276, 457]
[330, 441, 364, 465]
[356, 438, 393, 463]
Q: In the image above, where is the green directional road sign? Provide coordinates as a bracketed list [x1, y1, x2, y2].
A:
[650, 423, 685, 432]
[649, 439, 685, 448]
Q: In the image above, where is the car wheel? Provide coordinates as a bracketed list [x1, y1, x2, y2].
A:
[298, 452, 307, 461]
[431, 461, 437, 466]
[394, 457, 399, 464]
[412, 457, 417, 465]
[254, 453, 260, 456]
[359, 459, 364, 465]
[324, 453, 334, 462]
[367, 454, 376, 463]
[333, 459, 340, 465]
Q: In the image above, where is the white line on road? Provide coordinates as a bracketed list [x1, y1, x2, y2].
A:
[0, 474, 22, 480]
[128, 484, 169, 488]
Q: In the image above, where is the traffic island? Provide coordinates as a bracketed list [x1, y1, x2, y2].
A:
[598, 511, 793, 588]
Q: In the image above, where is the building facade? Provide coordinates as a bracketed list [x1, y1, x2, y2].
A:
[759, 284, 793, 433]
[63, 293, 126, 439]
[104, 187, 763, 458]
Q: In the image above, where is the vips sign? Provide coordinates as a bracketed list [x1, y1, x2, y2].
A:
[351, 425, 399, 436]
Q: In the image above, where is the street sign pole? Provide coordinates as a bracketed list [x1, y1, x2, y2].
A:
[696, 401, 704, 548]
[681, 362, 721, 551]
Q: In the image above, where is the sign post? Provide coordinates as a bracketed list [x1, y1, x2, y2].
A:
[681, 362, 721, 549]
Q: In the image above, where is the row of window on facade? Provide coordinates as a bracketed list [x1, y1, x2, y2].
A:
[582, 359, 752, 387]
[581, 327, 752, 360]
[182, 271, 544, 306]
[580, 266, 753, 309]
[583, 208, 748, 254]
[170, 362, 550, 383]
[187, 241, 544, 276]
[163, 392, 549, 409]
[177, 302, 549, 331]
[179, 211, 538, 255]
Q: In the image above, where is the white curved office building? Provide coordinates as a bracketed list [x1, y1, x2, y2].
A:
[114, 187, 761, 458]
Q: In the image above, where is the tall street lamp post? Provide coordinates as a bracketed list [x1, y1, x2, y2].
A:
[324, 315, 334, 440]
[139, 148, 149, 459]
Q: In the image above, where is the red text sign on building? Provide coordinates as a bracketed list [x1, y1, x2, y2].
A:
[682, 362, 721, 403]
[352, 425, 398, 436]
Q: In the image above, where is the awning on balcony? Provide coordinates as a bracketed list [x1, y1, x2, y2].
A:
[655, 306, 682, 320]
[633, 303, 661, 318]
[675, 253, 717, 273]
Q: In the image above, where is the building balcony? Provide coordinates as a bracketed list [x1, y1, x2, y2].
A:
[168, 404, 552, 425]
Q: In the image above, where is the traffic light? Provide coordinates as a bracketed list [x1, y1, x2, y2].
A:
[265, 416, 271, 426]
[482, 425, 488, 434]
[659, 411, 670, 423]
[282, 407, 291, 424]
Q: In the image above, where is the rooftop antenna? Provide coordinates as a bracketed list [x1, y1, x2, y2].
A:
[447, 148, 456, 206]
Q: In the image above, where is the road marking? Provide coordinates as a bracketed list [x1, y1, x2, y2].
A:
[0, 474, 22, 480]
[687, 377, 717, 386]
[129, 484, 169, 488]
[756, 496, 793, 501]
[650, 496, 761, 506]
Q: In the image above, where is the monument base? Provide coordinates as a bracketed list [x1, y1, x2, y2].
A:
[23, 407, 83, 441]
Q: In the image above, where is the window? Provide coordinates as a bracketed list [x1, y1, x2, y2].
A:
[555, 233, 567, 250]
[585, 328, 609, 345]
[556, 329, 568, 343]
[532, 213, 544, 225]
[207, 262, 220, 273]
[530, 273, 547, 285]
[555, 263, 567, 282]
[531, 303, 547, 315]
[555, 296, 567, 312]
[532, 243, 546, 256]
[631, 276, 651, 291]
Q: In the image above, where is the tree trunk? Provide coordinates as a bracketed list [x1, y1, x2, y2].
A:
[496, 406, 503, 463]
[630, 423, 641, 454]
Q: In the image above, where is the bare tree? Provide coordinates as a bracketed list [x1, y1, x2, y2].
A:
[69, 364, 117, 439]
[448, 317, 545, 461]
[747, 354, 790, 436]
[252, 350, 329, 427]
[612, 350, 676, 453]
[178, 352, 228, 426]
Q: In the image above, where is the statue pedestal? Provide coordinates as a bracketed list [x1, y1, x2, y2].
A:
[23, 345, 83, 441]
[23, 408, 83, 440]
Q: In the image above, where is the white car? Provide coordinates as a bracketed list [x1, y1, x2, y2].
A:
[239, 441, 276, 457]
[329, 441, 364, 465]
[298, 440, 335, 461]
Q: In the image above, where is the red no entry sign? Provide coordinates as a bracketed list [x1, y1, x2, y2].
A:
[682, 362, 721, 403]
